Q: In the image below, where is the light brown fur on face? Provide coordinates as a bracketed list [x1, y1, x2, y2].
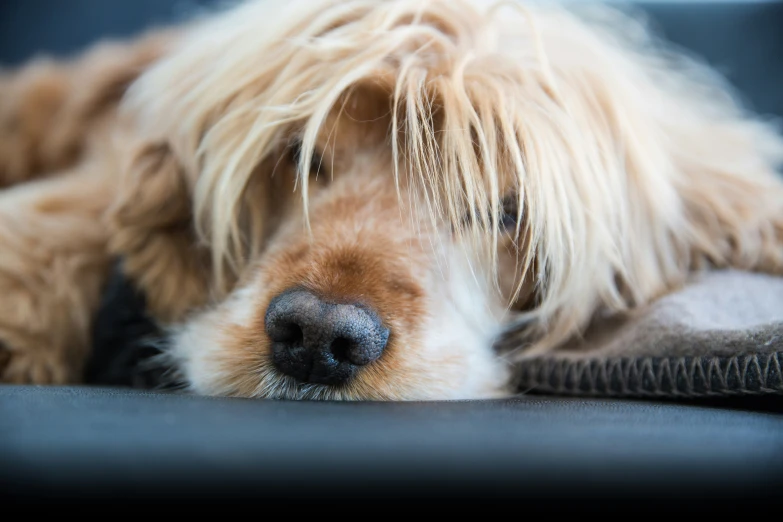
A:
[162, 88, 511, 399]
[1, 0, 783, 400]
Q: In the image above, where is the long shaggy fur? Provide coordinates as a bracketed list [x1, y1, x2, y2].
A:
[1, 0, 782, 399]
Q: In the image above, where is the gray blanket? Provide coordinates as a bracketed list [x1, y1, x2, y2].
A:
[514, 270, 783, 398]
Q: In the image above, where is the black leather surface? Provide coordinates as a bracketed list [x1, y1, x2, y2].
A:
[1, 385, 782, 504]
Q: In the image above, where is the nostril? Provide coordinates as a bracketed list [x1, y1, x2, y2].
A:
[329, 337, 353, 364]
[274, 322, 304, 345]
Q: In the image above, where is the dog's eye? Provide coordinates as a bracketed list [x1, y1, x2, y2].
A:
[288, 140, 323, 177]
[458, 195, 521, 232]
[500, 195, 520, 229]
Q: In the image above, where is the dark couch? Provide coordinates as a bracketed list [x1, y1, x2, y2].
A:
[1, 0, 782, 507]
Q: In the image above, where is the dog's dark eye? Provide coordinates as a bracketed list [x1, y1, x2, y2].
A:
[288, 139, 323, 177]
[458, 195, 521, 232]
[500, 195, 520, 229]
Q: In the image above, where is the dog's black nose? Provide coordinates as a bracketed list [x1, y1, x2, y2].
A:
[265, 288, 389, 385]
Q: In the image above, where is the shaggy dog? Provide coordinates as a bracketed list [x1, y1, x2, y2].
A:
[1, 0, 782, 400]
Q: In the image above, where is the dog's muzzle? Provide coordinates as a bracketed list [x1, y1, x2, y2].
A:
[265, 288, 389, 385]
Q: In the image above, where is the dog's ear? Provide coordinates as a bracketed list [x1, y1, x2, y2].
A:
[107, 140, 211, 324]
[595, 23, 783, 282]
[592, 14, 783, 301]
[668, 114, 783, 275]
[496, 7, 783, 354]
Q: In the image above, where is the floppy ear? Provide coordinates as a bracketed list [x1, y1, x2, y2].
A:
[585, 13, 783, 308]
[670, 115, 783, 275]
[107, 141, 212, 324]
[599, 16, 783, 282]
[496, 5, 783, 355]
[586, 7, 783, 307]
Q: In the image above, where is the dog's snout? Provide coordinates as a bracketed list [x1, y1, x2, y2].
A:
[265, 288, 389, 385]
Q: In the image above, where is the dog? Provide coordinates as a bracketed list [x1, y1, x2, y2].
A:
[1, 0, 782, 400]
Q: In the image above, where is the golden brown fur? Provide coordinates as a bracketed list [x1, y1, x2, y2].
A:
[0, 31, 173, 382]
[1, 0, 782, 399]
